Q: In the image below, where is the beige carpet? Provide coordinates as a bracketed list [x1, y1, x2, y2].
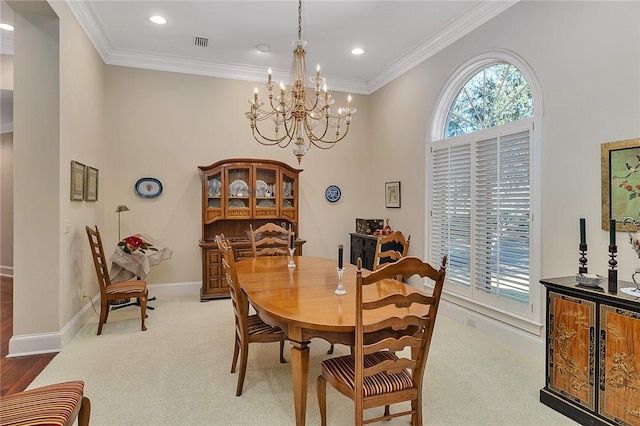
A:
[30, 295, 576, 425]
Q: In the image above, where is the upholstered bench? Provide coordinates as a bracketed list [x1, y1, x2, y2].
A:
[0, 380, 90, 426]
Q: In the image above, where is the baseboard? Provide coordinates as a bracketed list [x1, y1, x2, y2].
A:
[7, 281, 202, 357]
[7, 333, 61, 357]
[439, 299, 545, 361]
[148, 281, 200, 297]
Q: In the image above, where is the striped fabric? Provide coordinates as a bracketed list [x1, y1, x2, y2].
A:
[247, 315, 285, 336]
[0, 381, 84, 426]
[105, 280, 146, 295]
[321, 352, 414, 397]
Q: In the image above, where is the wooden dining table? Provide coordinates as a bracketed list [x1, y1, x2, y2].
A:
[234, 255, 429, 426]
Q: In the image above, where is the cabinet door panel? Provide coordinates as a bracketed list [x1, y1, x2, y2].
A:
[548, 291, 596, 411]
[599, 304, 640, 424]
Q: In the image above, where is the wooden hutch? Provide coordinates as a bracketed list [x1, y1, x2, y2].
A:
[198, 158, 303, 300]
[540, 276, 640, 425]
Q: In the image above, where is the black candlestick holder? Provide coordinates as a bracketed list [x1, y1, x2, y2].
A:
[608, 244, 617, 293]
[578, 243, 588, 273]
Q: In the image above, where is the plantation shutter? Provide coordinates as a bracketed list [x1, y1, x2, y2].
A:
[431, 127, 531, 305]
[431, 143, 472, 290]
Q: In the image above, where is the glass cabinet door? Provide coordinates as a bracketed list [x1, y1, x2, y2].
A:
[226, 166, 251, 218]
[254, 166, 278, 218]
[205, 170, 222, 223]
[281, 170, 296, 221]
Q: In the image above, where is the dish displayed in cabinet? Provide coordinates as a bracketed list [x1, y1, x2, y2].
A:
[208, 199, 221, 208]
[255, 180, 269, 197]
[229, 180, 249, 197]
[257, 199, 276, 207]
[229, 199, 247, 208]
[283, 199, 293, 208]
[208, 179, 221, 197]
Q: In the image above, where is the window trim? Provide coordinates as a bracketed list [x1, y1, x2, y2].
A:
[426, 49, 544, 330]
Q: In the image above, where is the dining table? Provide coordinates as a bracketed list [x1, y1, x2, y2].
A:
[234, 255, 429, 426]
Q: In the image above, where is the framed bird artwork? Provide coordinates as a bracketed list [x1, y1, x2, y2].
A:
[601, 138, 640, 231]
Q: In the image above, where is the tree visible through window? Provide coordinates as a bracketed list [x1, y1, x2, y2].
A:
[445, 63, 532, 138]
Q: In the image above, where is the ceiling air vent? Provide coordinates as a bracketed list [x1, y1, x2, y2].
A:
[194, 36, 208, 47]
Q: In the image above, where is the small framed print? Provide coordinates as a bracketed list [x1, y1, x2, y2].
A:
[601, 138, 640, 231]
[70, 161, 85, 201]
[385, 181, 401, 208]
[85, 166, 99, 201]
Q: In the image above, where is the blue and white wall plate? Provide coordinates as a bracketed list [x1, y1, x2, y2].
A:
[135, 177, 163, 198]
[325, 185, 341, 203]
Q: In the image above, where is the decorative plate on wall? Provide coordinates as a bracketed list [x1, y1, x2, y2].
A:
[325, 185, 341, 203]
[135, 177, 163, 198]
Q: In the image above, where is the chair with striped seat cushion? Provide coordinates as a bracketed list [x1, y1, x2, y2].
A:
[217, 235, 287, 396]
[86, 225, 148, 335]
[317, 256, 447, 426]
[0, 380, 90, 426]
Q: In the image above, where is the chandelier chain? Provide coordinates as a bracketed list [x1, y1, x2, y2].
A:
[298, 0, 302, 41]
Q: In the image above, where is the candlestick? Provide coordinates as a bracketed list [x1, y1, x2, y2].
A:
[334, 267, 346, 295]
[578, 243, 588, 274]
[289, 225, 294, 250]
[610, 219, 616, 246]
[608, 244, 617, 293]
[579, 218, 586, 245]
[338, 244, 344, 269]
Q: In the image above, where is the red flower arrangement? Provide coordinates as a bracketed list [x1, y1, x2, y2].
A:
[118, 235, 158, 254]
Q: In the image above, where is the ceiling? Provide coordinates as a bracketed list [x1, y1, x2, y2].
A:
[1, 1, 519, 94]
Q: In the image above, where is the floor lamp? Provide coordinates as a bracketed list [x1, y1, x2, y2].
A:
[115, 205, 129, 240]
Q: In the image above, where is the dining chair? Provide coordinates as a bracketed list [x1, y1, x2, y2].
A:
[249, 222, 292, 257]
[216, 235, 288, 396]
[372, 231, 411, 271]
[85, 225, 148, 335]
[317, 255, 447, 426]
[0, 380, 90, 426]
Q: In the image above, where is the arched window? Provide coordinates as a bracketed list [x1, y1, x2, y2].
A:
[445, 63, 533, 138]
[428, 50, 541, 322]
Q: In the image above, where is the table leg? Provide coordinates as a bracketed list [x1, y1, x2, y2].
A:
[289, 328, 310, 426]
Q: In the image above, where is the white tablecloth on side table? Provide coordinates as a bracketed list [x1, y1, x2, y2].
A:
[110, 233, 173, 283]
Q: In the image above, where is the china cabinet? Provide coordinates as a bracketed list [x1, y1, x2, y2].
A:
[198, 158, 303, 300]
[540, 276, 640, 425]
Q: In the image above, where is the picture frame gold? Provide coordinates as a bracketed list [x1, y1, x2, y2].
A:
[70, 160, 85, 201]
[601, 138, 640, 231]
[85, 166, 99, 201]
[385, 181, 401, 208]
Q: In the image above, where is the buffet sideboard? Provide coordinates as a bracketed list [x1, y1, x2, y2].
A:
[540, 276, 640, 425]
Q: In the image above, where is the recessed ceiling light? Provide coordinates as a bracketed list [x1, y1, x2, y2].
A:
[256, 44, 271, 54]
[0, 23, 14, 31]
[149, 15, 167, 25]
[351, 47, 365, 55]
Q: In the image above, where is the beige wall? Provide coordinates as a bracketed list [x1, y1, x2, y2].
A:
[102, 67, 371, 283]
[1, 132, 12, 274]
[1, 54, 13, 90]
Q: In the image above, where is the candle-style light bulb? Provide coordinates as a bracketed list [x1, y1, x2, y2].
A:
[316, 63, 320, 78]
[254, 88, 258, 102]
[347, 94, 352, 109]
[268, 68, 272, 83]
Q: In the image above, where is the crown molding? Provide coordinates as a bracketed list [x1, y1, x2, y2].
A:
[67, 0, 518, 96]
[367, 0, 519, 93]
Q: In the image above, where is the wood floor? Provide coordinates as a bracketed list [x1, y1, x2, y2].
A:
[1, 275, 56, 396]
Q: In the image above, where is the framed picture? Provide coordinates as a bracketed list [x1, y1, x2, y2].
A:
[70, 160, 85, 201]
[85, 166, 99, 201]
[385, 181, 401, 208]
[601, 138, 640, 231]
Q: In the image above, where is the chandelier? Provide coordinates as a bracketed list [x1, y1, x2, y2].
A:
[246, 0, 356, 165]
